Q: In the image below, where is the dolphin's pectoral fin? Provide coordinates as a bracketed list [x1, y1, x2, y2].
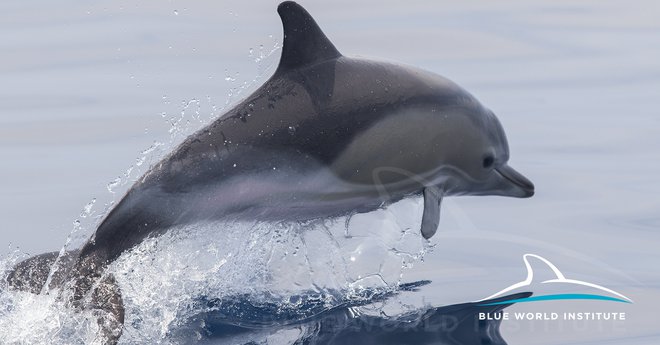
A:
[421, 187, 443, 239]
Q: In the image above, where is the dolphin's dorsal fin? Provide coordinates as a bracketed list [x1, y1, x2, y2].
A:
[275, 1, 341, 75]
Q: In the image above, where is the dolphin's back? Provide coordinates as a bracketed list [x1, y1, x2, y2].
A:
[157, 56, 478, 186]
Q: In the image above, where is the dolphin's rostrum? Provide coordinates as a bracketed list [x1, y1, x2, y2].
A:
[8, 2, 534, 343]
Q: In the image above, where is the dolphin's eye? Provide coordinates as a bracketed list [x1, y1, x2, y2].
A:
[482, 155, 495, 169]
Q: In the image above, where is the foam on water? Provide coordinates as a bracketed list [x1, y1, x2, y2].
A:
[0, 256, 106, 344]
[0, 197, 431, 344]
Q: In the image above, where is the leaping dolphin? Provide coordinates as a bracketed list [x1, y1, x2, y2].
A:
[7, 2, 534, 343]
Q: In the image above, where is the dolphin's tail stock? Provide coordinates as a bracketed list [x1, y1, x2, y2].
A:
[6, 250, 125, 344]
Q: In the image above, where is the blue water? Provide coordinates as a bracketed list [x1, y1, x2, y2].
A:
[1, 1, 659, 344]
[188, 288, 531, 345]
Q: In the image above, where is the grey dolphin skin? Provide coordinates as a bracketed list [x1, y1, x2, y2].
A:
[8, 2, 533, 343]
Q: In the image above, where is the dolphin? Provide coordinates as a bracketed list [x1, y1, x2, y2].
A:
[7, 1, 534, 343]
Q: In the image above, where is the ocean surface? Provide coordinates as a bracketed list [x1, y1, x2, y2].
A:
[1, 1, 659, 344]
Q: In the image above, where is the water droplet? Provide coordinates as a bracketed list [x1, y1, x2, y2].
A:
[173, 9, 179, 15]
[81, 199, 96, 218]
[141, 141, 163, 155]
[288, 126, 296, 135]
[232, 163, 237, 168]
[107, 177, 122, 193]
[124, 165, 134, 177]
[224, 69, 236, 82]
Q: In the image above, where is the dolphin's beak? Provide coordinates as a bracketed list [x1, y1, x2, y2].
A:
[494, 164, 535, 198]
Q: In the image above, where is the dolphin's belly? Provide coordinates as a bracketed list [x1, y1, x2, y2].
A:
[183, 167, 391, 222]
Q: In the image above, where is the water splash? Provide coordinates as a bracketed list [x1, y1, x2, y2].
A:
[0, 195, 429, 344]
[0, 291, 106, 345]
[106, 177, 122, 194]
[107, 197, 429, 343]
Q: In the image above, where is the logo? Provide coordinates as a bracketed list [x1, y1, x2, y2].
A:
[477, 254, 633, 306]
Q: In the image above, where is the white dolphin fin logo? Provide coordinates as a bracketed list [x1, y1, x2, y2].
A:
[477, 254, 633, 303]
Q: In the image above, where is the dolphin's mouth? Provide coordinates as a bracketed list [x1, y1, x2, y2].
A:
[495, 164, 535, 197]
